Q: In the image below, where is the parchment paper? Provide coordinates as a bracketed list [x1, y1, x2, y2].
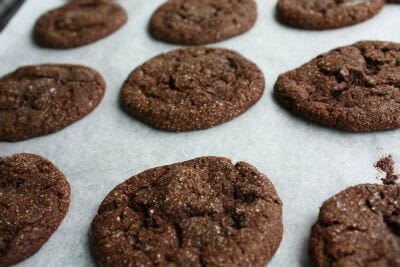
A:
[0, 1, 399, 266]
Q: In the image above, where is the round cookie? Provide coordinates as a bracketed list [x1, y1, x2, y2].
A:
[34, 0, 127, 48]
[0, 64, 105, 141]
[120, 47, 265, 132]
[309, 184, 400, 267]
[276, 0, 385, 30]
[274, 41, 400, 132]
[91, 156, 282, 267]
[0, 153, 70, 266]
[149, 0, 257, 45]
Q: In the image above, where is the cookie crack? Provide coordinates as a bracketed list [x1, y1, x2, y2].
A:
[52, 2, 118, 32]
[313, 45, 399, 104]
[55, 17, 108, 32]
[384, 213, 400, 237]
[174, 223, 183, 248]
[13, 69, 99, 86]
[318, 222, 369, 265]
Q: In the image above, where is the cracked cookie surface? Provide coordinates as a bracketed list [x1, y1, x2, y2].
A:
[34, 0, 127, 48]
[0, 64, 105, 141]
[309, 184, 400, 267]
[149, 0, 257, 45]
[91, 156, 282, 267]
[274, 41, 400, 132]
[0, 153, 70, 267]
[276, 0, 385, 30]
[120, 47, 265, 132]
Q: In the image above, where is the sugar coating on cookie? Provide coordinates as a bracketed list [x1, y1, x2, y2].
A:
[120, 47, 265, 132]
[34, 0, 127, 48]
[309, 184, 400, 267]
[274, 41, 400, 132]
[150, 0, 257, 45]
[0, 153, 70, 266]
[0, 64, 105, 141]
[91, 156, 282, 267]
[276, 0, 385, 30]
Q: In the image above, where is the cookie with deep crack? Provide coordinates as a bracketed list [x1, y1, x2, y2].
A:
[34, 0, 127, 48]
[0, 64, 105, 141]
[276, 0, 385, 30]
[120, 47, 265, 132]
[149, 0, 257, 45]
[309, 184, 400, 267]
[274, 41, 400, 132]
[91, 156, 282, 267]
[0, 153, 70, 266]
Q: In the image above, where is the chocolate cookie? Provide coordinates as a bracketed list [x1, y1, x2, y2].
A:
[274, 41, 400, 132]
[91, 156, 282, 267]
[34, 0, 127, 48]
[0, 153, 70, 266]
[309, 184, 400, 267]
[149, 0, 257, 45]
[0, 64, 105, 141]
[276, 0, 385, 30]
[120, 47, 265, 132]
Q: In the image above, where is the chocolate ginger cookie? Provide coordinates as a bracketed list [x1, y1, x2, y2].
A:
[0, 64, 105, 141]
[34, 0, 127, 48]
[91, 156, 282, 267]
[309, 183, 400, 267]
[276, 0, 385, 30]
[0, 153, 70, 266]
[274, 41, 400, 132]
[149, 0, 257, 45]
[120, 47, 265, 132]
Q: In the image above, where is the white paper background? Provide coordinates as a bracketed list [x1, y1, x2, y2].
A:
[0, 1, 399, 266]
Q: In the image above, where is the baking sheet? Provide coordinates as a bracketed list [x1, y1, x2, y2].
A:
[0, 1, 399, 266]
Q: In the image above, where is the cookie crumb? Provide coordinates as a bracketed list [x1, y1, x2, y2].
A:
[374, 155, 399, 185]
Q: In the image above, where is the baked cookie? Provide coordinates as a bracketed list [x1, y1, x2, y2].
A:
[34, 0, 127, 48]
[0, 153, 70, 266]
[149, 0, 257, 45]
[274, 41, 400, 132]
[120, 47, 265, 132]
[0, 64, 105, 141]
[91, 156, 282, 267]
[309, 184, 400, 267]
[276, 0, 385, 30]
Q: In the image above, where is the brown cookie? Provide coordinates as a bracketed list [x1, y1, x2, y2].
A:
[274, 41, 400, 132]
[309, 184, 400, 267]
[120, 47, 265, 132]
[34, 0, 127, 48]
[276, 0, 385, 30]
[149, 0, 257, 45]
[0, 153, 70, 266]
[91, 156, 282, 267]
[0, 64, 105, 142]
